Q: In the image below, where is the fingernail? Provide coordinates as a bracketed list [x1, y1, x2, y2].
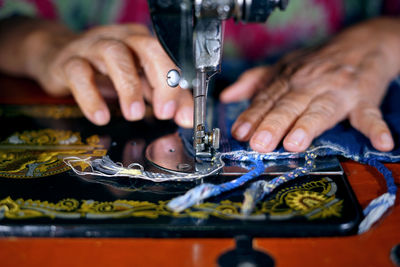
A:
[178, 107, 193, 128]
[130, 101, 145, 120]
[161, 100, 176, 119]
[380, 133, 394, 149]
[252, 130, 272, 151]
[94, 109, 109, 125]
[235, 122, 251, 139]
[287, 128, 306, 147]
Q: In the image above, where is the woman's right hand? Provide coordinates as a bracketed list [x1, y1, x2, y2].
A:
[23, 23, 194, 127]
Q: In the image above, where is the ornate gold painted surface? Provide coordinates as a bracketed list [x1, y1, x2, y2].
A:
[0, 105, 83, 119]
[260, 177, 342, 219]
[0, 178, 342, 220]
[0, 129, 106, 178]
[0, 105, 123, 119]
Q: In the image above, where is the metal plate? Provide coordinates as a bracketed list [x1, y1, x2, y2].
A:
[145, 132, 343, 175]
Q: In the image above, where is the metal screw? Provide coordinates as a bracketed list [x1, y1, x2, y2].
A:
[177, 163, 191, 171]
[167, 69, 181, 87]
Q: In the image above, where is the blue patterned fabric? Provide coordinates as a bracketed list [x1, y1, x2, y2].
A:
[217, 77, 400, 164]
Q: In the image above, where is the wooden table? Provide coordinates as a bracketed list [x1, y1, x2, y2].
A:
[0, 76, 399, 267]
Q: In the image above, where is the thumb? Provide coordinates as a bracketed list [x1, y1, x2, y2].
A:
[220, 66, 274, 103]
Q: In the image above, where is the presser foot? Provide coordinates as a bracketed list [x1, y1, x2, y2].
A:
[194, 126, 220, 158]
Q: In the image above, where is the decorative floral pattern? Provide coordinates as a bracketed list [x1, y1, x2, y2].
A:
[0, 129, 106, 178]
[260, 177, 342, 219]
[0, 177, 343, 220]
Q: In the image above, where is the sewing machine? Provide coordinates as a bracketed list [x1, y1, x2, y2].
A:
[144, 0, 346, 179]
[147, 0, 289, 158]
[0, 1, 393, 262]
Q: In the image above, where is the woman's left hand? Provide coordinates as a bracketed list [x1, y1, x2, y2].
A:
[220, 18, 400, 153]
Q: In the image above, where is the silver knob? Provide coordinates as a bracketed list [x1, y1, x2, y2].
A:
[166, 69, 181, 87]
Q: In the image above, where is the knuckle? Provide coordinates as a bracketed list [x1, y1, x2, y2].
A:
[64, 57, 86, 73]
[282, 63, 298, 76]
[268, 78, 289, 99]
[274, 101, 301, 120]
[304, 97, 339, 123]
[260, 117, 285, 133]
[276, 93, 307, 112]
[310, 101, 336, 118]
[86, 24, 121, 34]
[237, 109, 264, 126]
[291, 67, 310, 82]
[116, 74, 141, 94]
[115, 60, 136, 77]
[128, 24, 150, 34]
[359, 106, 381, 119]
[126, 34, 156, 47]
[241, 70, 254, 80]
[120, 80, 140, 95]
[297, 112, 322, 132]
[145, 39, 164, 56]
[129, 78, 142, 91]
[337, 66, 357, 81]
[84, 25, 120, 37]
[97, 39, 127, 55]
[251, 97, 274, 114]
[348, 114, 359, 128]
[292, 61, 328, 81]
[63, 58, 93, 86]
[273, 77, 289, 90]
[253, 92, 273, 105]
[125, 35, 164, 59]
[371, 119, 387, 130]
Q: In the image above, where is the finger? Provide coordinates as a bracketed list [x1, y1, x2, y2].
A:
[349, 54, 394, 151]
[220, 66, 274, 103]
[349, 104, 394, 151]
[63, 57, 110, 125]
[124, 24, 151, 36]
[231, 78, 290, 141]
[291, 59, 335, 85]
[279, 48, 310, 66]
[85, 24, 150, 40]
[124, 35, 180, 120]
[248, 92, 313, 152]
[94, 39, 145, 121]
[283, 92, 349, 152]
[174, 89, 194, 128]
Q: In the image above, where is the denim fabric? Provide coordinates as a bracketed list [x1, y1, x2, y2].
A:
[212, 76, 400, 163]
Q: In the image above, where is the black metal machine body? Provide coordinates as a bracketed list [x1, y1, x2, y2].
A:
[147, 0, 289, 158]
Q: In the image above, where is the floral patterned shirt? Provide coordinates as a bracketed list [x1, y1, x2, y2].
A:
[1, 0, 399, 62]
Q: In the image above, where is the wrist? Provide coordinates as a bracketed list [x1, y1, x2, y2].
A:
[0, 17, 76, 79]
[22, 21, 76, 80]
[23, 22, 75, 81]
[369, 18, 400, 76]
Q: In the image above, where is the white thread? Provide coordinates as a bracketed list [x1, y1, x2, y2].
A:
[63, 155, 225, 182]
[358, 193, 396, 234]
